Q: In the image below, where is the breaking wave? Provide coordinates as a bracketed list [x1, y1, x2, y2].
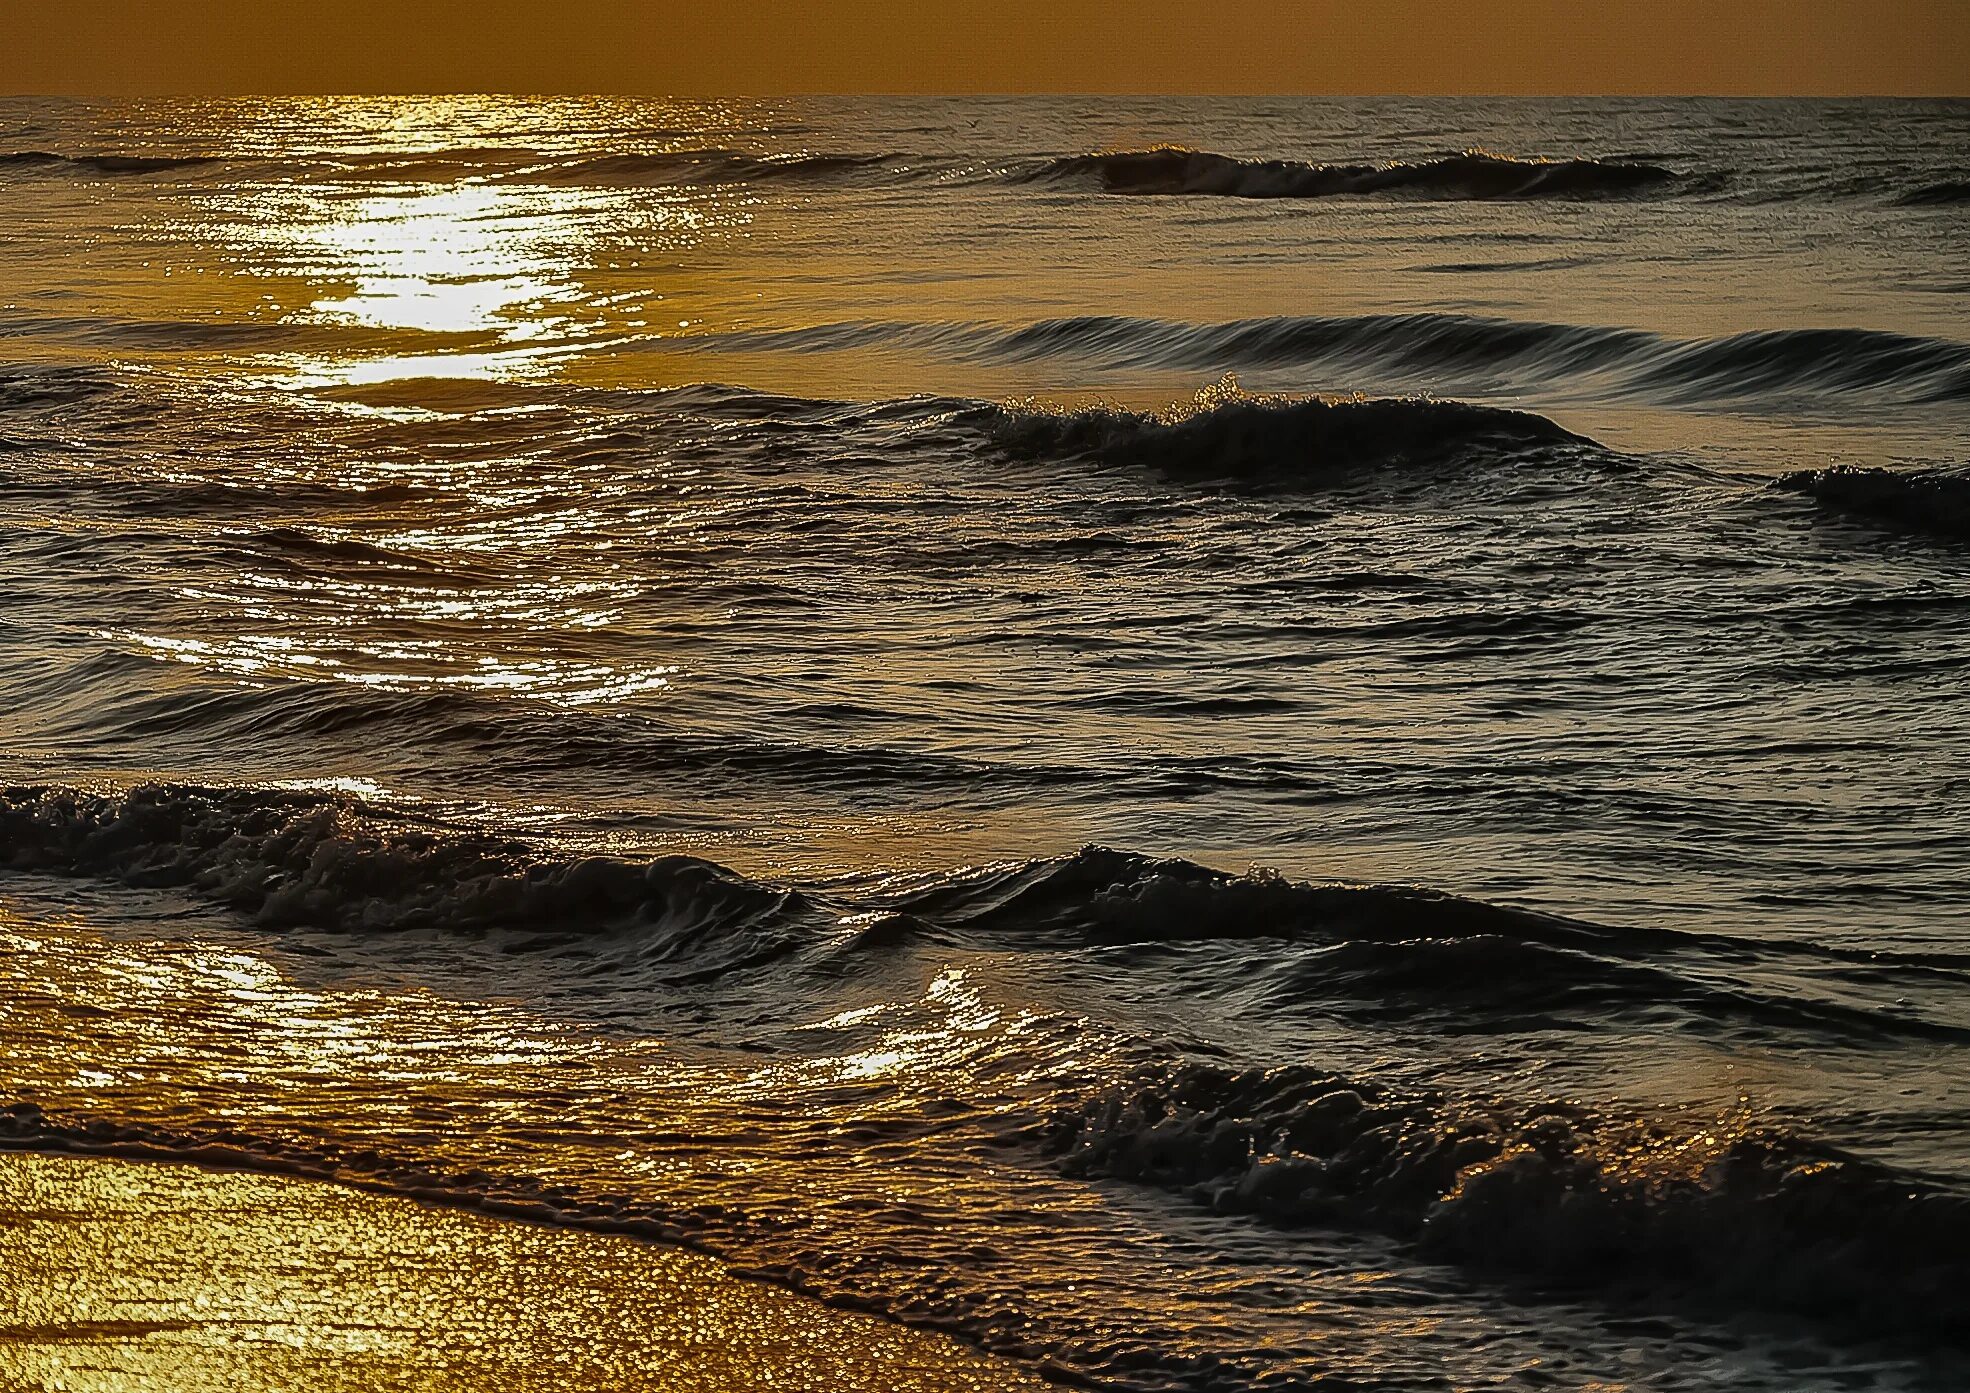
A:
[0, 783, 817, 975]
[8, 783, 1970, 1352]
[1038, 1061, 1970, 1346]
[1779, 465, 1970, 539]
[961, 377, 1593, 478]
[8, 786, 1960, 1041]
[1023, 147, 1685, 200]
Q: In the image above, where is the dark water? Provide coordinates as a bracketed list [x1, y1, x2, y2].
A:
[2, 95, 1968, 1390]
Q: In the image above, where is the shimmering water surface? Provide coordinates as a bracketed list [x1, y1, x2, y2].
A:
[2, 96, 1968, 1391]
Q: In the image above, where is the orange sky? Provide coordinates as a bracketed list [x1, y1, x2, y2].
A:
[3, 1, 1966, 95]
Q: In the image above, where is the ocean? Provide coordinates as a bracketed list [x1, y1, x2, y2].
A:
[1, 94, 1967, 1390]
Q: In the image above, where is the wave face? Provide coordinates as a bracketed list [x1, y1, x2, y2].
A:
[1025, 147, 1683, 200]
[1897, 179, 1970, 206]
[510, 148, 928, 187]
[963, 377, 1593, 478]
[696, 313, 1970, 408]
[0, 784, 816, 972]
[0, 149, 221, 175]
[1041, 1062, 1970, 1346]
[1780, 465, 1970, 538]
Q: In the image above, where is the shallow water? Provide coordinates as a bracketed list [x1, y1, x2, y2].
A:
[3, 95, 1968, 1390]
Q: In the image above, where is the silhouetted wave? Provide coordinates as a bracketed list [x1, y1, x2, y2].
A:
[1023, 147, 1684, 200]
[7, 786, 1958, 1037]
[684, 313, 1970, 406]
[1897, 179, 1970, 206]
[522, 149, 924, 186]
[1038, 1060, 1970, 1347]
[960, 378, 1592, 478]
[889, 846, 1970, 1039]
[0, 149, 221, 175]
[1779, 465, 1970, 539]
[0, 783, 819, 977]
[13, 140, 1958, 216]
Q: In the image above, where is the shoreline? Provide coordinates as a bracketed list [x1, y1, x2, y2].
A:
[0, 1149, 1054, 1393]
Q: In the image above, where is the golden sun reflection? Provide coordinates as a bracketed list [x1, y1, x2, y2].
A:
[244, 174, 754, 389]
[305, 185, 567, 336]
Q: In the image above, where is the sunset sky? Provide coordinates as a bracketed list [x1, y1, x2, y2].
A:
[4, 0, 1966, 95]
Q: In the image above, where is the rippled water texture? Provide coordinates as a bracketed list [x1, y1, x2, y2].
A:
[2, 96, 1968, 1391]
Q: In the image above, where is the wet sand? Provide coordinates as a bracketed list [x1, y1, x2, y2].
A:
[0, 1150, 1052, 1392]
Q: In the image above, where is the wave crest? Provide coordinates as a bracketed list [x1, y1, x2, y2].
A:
[964, 376, 1591, 479]
[514, 149, 919, 187]
[0, 150, 220, 175]
[1897, 179, 1970, 206]
[1780, 465, 1970, 539]
[1025, 147, 1682, 200]
[1040, 1060, 1970, 1344]
[0, 784, 812, 972]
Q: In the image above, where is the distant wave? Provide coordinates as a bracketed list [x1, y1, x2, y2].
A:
[0, 143, 1690, 202]
[0, 149, 220, 175]
[681, 313, 1970, 408]
[1022, 147, 1685, 200]
[1039, 1058, 1970, 1347]
[13, 141, 1954, 211]
[960, 378, 1593, 479]
[1779, 465, 1970, 539]
[511, 148, 929, 187]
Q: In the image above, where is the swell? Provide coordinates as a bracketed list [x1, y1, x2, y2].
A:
[0, 149, 221, 175]
[0, 783, 818, 978]
[0, 141, 1952, 212]
[957, 378, 1595, 480]
[1021, 147, 1685, 200]
[6, 786, 1961, 1042]
[1897, 179, 1970, 206]
[226, 525, 499, 585]
[509, 149, 933, 187]
[1036, 1060, 1970, 1348]
[1779, 466, 1970, 540]
[23, 669, 1080, 795]
[680, 313, 1970, 407]
[888, 846, 1970, 1041]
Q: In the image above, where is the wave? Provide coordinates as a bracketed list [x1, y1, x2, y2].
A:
[1037, 1060, 1970, 1346]
[0, 149, 221, 176]
[1779, 466, 1970, 539]
[959, 377, 1593, 479]
[679, 313, 1970, 407]
[889, 846, 1970, 1041]
[1897, 179, 1970, 206]
[9, 787, 1957, 1043]
[0, 361, 123, 410]
[5, 1051, 1965, 1351]
[1022, 147, 1684, 201]
[512, 148, 929, 187]
[0, 783, 816, 976]
[10, 785, 1968, 1350]
[229, 525, 498, 585]
[5, 140, 1950, 217]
